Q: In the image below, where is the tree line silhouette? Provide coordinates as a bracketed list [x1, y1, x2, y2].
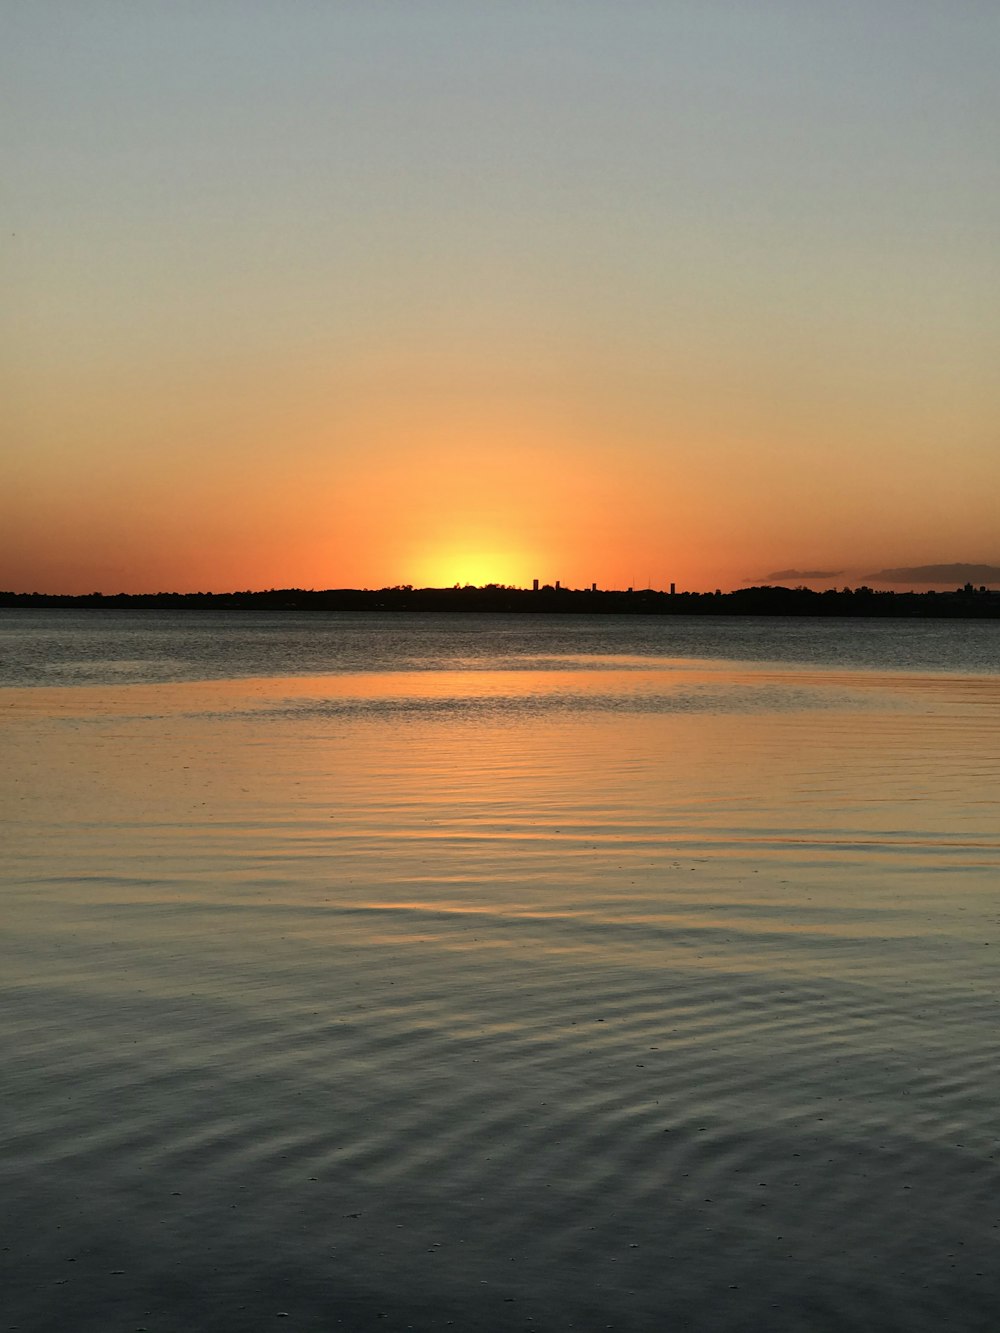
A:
[2, 584, 999, 617]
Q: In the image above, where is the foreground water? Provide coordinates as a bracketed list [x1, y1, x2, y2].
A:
[3, 613, 1000, 1331]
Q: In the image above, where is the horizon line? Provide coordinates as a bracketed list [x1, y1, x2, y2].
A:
[5, 581, 1000, 601]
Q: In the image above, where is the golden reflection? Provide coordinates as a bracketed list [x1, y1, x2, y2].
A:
[4, 660, 1000, 944]
[1, 662, 695, 719]
[6, 658, 1000, 725]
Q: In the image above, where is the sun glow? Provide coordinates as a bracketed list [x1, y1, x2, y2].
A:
[411, 545, 536, 590]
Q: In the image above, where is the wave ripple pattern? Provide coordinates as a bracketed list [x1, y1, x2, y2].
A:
[2, 614, 1000, 1332]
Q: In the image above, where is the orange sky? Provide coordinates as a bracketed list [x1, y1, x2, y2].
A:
[4, 5, 999, 594]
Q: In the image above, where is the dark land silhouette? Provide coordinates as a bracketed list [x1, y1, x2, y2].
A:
[3, 583, 1000, 617]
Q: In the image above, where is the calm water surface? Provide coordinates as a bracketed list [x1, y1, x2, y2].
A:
[3, 608, 1000, 685]
[2, 613, 999, 1331]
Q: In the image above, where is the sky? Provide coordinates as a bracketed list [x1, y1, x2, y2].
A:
[4, 1, 999, 594]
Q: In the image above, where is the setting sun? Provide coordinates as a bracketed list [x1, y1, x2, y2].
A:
[412, 550, 526, 589]
[408, 523, 542, 589]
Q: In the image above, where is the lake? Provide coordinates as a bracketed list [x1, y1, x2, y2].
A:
[2, 611, 999, 1331]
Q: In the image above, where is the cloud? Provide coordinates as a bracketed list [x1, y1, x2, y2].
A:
[865, 563, 1000, 584]
[746, 568, 843, 583]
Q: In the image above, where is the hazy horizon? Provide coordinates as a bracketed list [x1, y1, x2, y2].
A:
[6, 561, 1000, 599]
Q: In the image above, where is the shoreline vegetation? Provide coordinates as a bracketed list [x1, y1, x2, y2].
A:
[2, 583, 1000, 617]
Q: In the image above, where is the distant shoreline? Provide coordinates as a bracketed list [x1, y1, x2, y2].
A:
[3, 585, 999, 618]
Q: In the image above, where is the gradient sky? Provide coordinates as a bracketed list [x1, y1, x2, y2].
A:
[4, 1, 999, 593]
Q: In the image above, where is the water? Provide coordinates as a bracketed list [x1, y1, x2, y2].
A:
[3, 612, 1000, 1331]
[3, 608, 1000, 687]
